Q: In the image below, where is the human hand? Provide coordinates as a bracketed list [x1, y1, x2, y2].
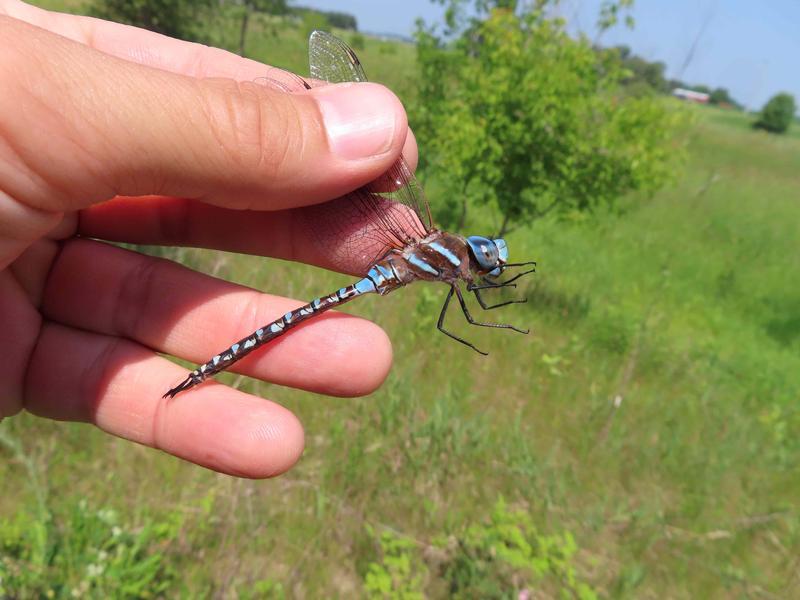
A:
[0, 1, 416, 477]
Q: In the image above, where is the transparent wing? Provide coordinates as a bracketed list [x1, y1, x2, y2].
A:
[254, 66, 312, 93]
[308, 30, 434, 239]
[309, 29, 369, 84]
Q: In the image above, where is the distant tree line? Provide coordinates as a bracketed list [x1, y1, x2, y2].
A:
[611, 45, 742, 109]
[612, 44, 799, 135]
[608, 44, 798, 135]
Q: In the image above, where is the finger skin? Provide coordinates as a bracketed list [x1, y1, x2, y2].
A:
[42, 239, 393, 397]
[24, 323, 305, 478]
[402, 128, 419, 173]
[0, 270, 40, 417]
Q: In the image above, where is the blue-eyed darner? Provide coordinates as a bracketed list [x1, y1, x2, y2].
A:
[164, 31, 536, 398]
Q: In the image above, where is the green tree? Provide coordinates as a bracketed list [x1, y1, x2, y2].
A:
[89, 0, 216, 41]
[414, 3, 686, 236]
[709, 87, 737, 107]
[621, 54, 668, 93]
[754, 92, 797, 134]
[596, 0, 635, 33]
[610, 46, 673, 95]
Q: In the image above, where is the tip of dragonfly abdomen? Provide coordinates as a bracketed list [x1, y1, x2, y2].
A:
[163, 374, 196, 399]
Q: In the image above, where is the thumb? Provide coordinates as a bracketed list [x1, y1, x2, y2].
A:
[0, 15, 408, 216]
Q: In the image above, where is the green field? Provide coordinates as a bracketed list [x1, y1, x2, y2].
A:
[3, 5, 800, 598]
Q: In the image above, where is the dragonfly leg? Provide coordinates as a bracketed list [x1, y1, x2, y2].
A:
[471, 287, 528, 311]
[504, 261, 537, 268]
[437, 286, 488, 355]
[468, 279, 527, 310]
[498, 267, 536, 286]
[470, 262, 536, 290]
[469, 280, 516, 291]
[491, 262, 536, 287]
[453, 285, 529, 334]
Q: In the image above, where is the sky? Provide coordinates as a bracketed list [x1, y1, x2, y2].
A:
[299, 0, 800, 110]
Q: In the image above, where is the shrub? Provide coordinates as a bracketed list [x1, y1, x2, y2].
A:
[753, 93, 797, 134]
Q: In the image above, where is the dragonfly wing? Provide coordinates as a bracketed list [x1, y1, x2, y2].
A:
[309, 30, 369, 84]
[254, 67, 312, 93]
[308, 30, 434, 236]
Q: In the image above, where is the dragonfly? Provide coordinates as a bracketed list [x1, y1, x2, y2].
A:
[164, 31, 536, 398]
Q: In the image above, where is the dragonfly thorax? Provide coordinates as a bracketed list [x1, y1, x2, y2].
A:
[466, 236, 508, 277]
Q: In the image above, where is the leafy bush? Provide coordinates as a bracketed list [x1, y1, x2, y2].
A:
[753, 93, 797, 134]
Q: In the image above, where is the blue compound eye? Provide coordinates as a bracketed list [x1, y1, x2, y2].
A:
[493, 238, 508, 264]
[467, 236, 501, 272]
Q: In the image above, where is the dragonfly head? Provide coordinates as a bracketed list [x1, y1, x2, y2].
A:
[466, 236, 508, 277]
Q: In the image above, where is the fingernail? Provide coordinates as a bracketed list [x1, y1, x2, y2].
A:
[313, 83, 399, 160]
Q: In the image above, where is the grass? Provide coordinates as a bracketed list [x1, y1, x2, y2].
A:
[703, 104, 800, 140]
[3, 4, 800, 597]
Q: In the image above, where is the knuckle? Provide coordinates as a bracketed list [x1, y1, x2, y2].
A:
[199, 79, 307, 180]
[113, 253, 162, 339]
[82, 336, 124, 414]
[0, 189, 62, 269]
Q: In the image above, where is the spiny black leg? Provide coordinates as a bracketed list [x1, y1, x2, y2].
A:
[504, 261, 537, 268]
[472, 262, 536, 290]
[453, 286, 529, 334]
[472, 287, 528, 310]
[469, 281, 516, 291]
[437, 286, 488, 355]
[495, 266, 537, 286]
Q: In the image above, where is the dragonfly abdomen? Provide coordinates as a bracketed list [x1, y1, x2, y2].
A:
[163, 276, 387, 398]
